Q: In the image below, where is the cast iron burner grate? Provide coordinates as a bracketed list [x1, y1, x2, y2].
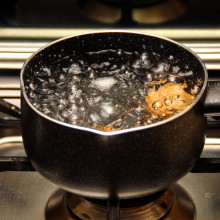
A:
[46, 185, 195, 220]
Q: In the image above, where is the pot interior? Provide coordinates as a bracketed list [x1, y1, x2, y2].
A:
[21, 32, 207, 133]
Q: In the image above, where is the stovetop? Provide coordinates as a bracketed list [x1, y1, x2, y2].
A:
[0, 157, 220, 219]
[0, 128, 220, 219]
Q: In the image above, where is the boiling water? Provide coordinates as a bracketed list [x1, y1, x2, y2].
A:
[25, 49, 202, 131]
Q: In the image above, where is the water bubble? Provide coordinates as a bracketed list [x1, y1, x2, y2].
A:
[42, 67, 52, 76]
[68, 95, 76, 103]
[132, 60, 141, 69]
[168, 75, 177, 82]
[135, 105, 142, 112]
[111, 64, 118, 70]
[62, 110, 70, 118]
[71, 85, 77, 92]
[49, 78, 56, 83]
[29, 91, 36, 98]
[152, 101, 163, 110]
[168, 55, 174, 60]
[33, 102, 40, 108]
[58, 104, 65, 110]
[152, 114, 158, 119]
[191, 85, 199, 95]
[153, 63, 170, 73]
[60, 99, 68, 105]
[35, 71, 43, 77]
[112, 120, 125, 129]
[89, 71, 95, 79]
[173, 95, 179, 100]
[37, 77, 45, 82]
[146, 73, 153, 82]
[147, 119, 152, 124]
[164, 98, 173, 106]
[178, 71, 193, 77]
[141, 52, 148, 61]
[68, 63, 81, 74]
[29, 83, 37, 90]
[172, 66, 180, 73]
[178, 100, 186, 104]
[59, 74, 66, 80]
[117, 49, 122, 55]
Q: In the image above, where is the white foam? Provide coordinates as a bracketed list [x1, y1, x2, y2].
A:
[101, 104, 114, 115]
[91, 77, 118, 91]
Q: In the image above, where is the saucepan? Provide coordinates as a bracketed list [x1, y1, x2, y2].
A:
[0, 31, 220, 201]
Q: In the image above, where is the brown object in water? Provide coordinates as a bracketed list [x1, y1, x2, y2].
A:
[145, 82, 194, 118]
[91, 81, 195, 131]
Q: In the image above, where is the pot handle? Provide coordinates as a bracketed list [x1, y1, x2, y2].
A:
[191, 158, 220, 173]
[0, 98, 21, 119]
[0, 156, 35, 172]
[204, 81, 220, 117]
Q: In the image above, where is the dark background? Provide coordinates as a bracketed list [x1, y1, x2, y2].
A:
[0, 0, 220, 28]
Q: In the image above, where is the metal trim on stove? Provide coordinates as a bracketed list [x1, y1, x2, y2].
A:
[1, 155, 220, 173]
[0, 28, 220, 70]
[0, 156, 35, 171]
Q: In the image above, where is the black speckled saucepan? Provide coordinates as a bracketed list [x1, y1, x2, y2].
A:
[1, 31, 219, 200]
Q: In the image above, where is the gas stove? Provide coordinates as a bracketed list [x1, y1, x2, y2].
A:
[0, 1, 220, 219]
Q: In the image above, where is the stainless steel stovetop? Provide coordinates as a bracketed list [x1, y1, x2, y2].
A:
[0, 172, 219, 219]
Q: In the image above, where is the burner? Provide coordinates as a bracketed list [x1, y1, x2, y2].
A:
[79, 0, 188, 24]
[46, 185, 195, 220]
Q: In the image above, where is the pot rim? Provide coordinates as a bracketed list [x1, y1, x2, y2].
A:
[20, 30, 208, 136]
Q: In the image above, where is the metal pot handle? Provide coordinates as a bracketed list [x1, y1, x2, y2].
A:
[0, 156, 35, 171]
[191, 158, 220, 173]
[0, 98, 21, 119]
[204, 81, 220, 117]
